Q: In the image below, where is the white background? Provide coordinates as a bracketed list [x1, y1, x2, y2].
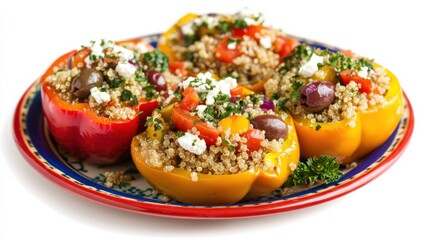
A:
[1, 0, 427, 239]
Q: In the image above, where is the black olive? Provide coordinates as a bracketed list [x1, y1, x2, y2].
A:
[300, 81, 335, 112]
[71, 69, 104, 99]
[250, 115, 288, 140]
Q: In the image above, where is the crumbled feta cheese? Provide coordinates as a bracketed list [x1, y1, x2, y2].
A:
[112, 46, 134, 61]
[317, 84, 334, 97]
[90, 87, 111, 104]
[181, 73, 236, 105]
[177, 132, 207, 155]
[259, 36, 272, 49]
[181, 22, 195, 35]
[136, 42, 149, 54]
[195, 105, 207, 119]
[237, 7, 264, 25]
[202, 15, 219, 29]
[84, 40, 105, 68]
[358, 66, 369, 79]
[181, 76, 195, 89]
[227, 42, 237, 50]
[115, 61, 136, 79]
[299, 54, 324, 78]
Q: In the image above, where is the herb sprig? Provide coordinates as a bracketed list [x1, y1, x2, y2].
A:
[285, 155, 343, 186]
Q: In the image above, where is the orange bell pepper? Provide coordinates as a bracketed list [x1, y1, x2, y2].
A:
[131, 115, 299, 204]
[294, 66, 403, 164]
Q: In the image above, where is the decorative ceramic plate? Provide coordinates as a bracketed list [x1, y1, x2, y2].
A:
[13, 34, 414, 219]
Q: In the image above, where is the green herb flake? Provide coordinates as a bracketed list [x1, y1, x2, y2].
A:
[316, 125, 321, 131]
[142, 50, 169, 72]
[232, 19, 247, 29]
[216, 20, 231, 33]
[111, 78, 124, 88]
[223, 138, 235, 151]
[130, 95, 138, 106]
[120, 89, 133, 102]
[176, 131, 185, 137]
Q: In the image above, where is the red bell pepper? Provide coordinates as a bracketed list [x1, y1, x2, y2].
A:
[41, 45, 159, 165]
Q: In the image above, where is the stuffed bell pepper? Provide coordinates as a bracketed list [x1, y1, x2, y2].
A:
[265, 45, 403, 164]
[131, 72, 300, 204]
[158, 9, 299, 91]
[41, 39, 180, 165]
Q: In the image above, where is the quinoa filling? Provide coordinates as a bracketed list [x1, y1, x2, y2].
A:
[136, 73, 291, 180]
[46, 39, 178, 120]
[164, 10, 297, 85]
[265, 44, 390, 123]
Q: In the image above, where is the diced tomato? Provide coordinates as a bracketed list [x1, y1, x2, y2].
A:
[169, 61, 188, 77]
[179, 87, 200, 111]
[216, 37, 242, 63]
[232, 25, 268, 39]
[340, 70, 378, 94]
[172, 106, 220, 145]
[70, 48, 91, 69]
[241, 129, 265, 152]
[273, 35, 300, 60]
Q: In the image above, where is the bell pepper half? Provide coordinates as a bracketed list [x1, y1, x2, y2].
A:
[157, 13, 299, 92]
[293, 66, 403, 164]
[41, 40, 159, 165]
[131, 114, 299, 204]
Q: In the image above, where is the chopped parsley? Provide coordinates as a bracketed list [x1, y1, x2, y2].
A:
[227, 38, 242, 44]
[110, 78, 124, 88]
[284, 155, 343, 186]
[278, 44, 314, 72]
[232, 18, 247, 29]
[144, 85, 158, 100]
[135, 71, 147, 82]
[142, 50, 169, 72]
[216, 20, 231, 33]
[176, 131, 185, 138]
[325, 52, 374, 72]
[120, 90, 138, 106]
[183, 51, 194, 61]
[145, 116, 163, 131]
[315, 125, 321, 131]
[173, 88, 184, 101]
[223, 138, 236, 151]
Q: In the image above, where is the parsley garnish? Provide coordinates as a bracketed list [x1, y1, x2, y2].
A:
[120, 89, 138, 106]
[232, 19, 247, 29]
[223, 138, 235, 151]
[135, 71, 147, 82]
[110, 78, 124, 88]
[285, 155, 343, 186]
[176, 131, 185, 138]
[144, 85, 158, 100]
[216, 20, 231, 33]
[278, 44, 314, 72]
[142, 50, 169, 72]
[173, 88, 183, 101]
[120, 89, 133, 101]
[227, 38, 242, 44]
[325, 52, 374, 73]
[316, 125, 321, 131]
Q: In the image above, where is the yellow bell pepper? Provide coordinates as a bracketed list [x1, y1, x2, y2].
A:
[294, 66, 403, 164]
[131, 115, 300, 204]
[158, 13, 199, 62]
[218, 115, 250, 135]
